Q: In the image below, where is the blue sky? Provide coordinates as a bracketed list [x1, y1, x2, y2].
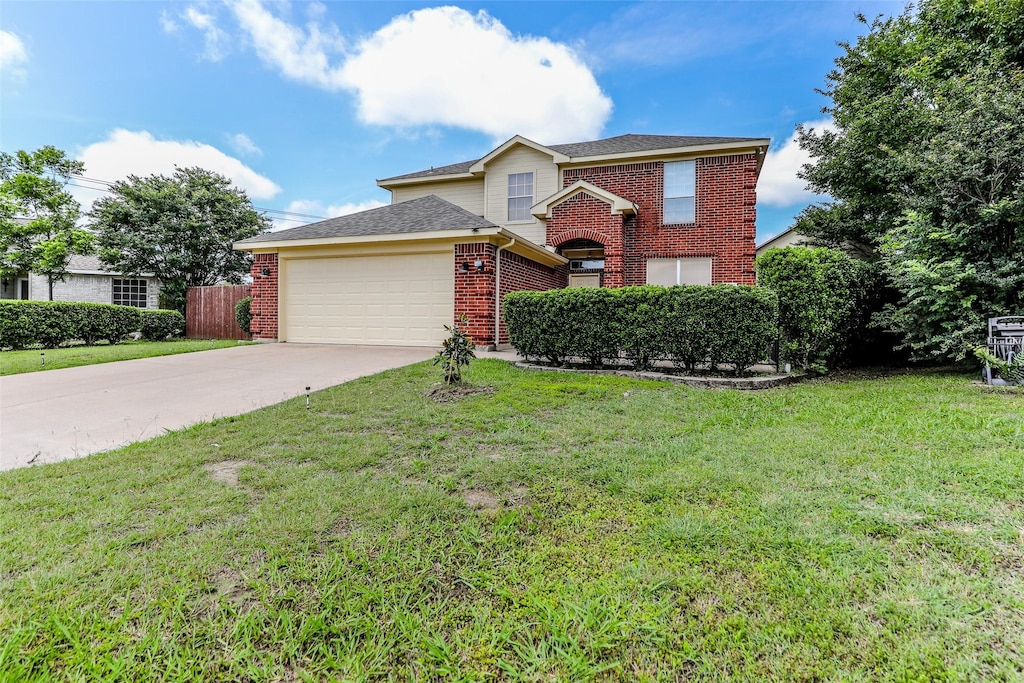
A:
[1, 1, 904, 240]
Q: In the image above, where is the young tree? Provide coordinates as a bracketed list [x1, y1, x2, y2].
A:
[796, 0, 1024, 360]
[0, 146, 93, 300]
[90, 167, 272, 314]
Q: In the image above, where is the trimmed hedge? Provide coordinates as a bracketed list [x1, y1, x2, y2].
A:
[0, 301, 182, 349]
[756, 246, 874, 373]
[504, 285, 779, 375]
[140, 309, 186, 341]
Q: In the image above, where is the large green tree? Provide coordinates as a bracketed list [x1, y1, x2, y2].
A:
[796, 0, 1024, 360]
[90, 167, 271, 314]
[0, 146, 93, 300]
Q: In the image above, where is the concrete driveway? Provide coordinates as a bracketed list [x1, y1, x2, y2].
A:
[0, 343, 434, 471]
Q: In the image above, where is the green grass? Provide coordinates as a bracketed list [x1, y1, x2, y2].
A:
[1, 361, 1022, 681]
[0, 339, 247, 375]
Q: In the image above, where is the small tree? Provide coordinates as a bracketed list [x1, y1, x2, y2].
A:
[89, 167, 271, 315]
[0, 146, 93, 300]
[433, 315, 475, 385]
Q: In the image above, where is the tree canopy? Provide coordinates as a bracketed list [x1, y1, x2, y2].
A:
[90, 167, 271, 314]
[0, 146, 93, 300]
[796, 0, 1024, 360]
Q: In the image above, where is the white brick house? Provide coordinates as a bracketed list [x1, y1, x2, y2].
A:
[1, 255, 161, 308]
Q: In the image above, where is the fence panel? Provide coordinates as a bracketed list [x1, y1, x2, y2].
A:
[186, 285, 251, 340]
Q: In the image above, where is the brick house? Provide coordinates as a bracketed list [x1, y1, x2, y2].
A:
[0, 254, 161, 309]
[234, 133, 769, 347]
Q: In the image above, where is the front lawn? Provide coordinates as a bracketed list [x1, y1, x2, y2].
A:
[1, 361, 1022, 680]
[0, 339, 247, 375]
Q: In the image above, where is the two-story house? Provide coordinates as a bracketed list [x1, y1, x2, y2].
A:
[234, 133, 769, 347]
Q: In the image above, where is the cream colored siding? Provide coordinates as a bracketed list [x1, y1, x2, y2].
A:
[483, 146, 558, 245]
[282, 252, 453, 346]
[391, 178, 485, 216]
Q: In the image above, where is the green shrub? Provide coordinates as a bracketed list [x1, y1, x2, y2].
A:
[756, 247, 873, 373]
[504, 285, 778, 375]
[140, 309, 185, 341]
[0, 301, 144, 349]
[235, 296, 253, 335]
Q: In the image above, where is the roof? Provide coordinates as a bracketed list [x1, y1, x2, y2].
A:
[67, 254, 107, 272]
[379, 133, 768, 182]
[234, 195, 497, 245]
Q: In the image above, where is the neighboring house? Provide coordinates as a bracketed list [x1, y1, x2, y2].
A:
[0, 254, 161, 309]
[755, 227, 812, 257]
[234, 133, 770, 347]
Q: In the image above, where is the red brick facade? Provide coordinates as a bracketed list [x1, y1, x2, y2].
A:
[557, 154, 758, 285]
[249, 253, 278, 340]
[454, 243, 566, 346]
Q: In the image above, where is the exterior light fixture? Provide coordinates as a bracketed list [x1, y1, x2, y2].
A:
[260, 267, 271, 277]
[474, 259, 484, 272]
[461, 261, 470, 272]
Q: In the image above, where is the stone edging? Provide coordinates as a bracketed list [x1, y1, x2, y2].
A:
[513, 362, 805, 390]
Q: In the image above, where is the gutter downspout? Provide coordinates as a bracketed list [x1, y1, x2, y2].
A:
[494, 237, 516, 350]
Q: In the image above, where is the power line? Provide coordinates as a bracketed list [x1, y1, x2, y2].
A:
[67, 174, 329, 223]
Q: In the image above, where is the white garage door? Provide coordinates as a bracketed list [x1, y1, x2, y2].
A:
[283, 252, 453, 346]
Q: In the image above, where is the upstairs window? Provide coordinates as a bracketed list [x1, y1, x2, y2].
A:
[664, 160, 695, 224]
[113, 278, 148, 308]
[507, 172, 534, 222]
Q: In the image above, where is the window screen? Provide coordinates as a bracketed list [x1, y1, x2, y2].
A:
[507, 172, 534, 222]
[664, 161, 696, 224]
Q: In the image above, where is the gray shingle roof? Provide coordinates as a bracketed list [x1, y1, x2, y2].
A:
[235, 195, 496, 244]
[379, 133, 766, 182]
[67, 254, 106, 271]
[548, 133, 765, 157]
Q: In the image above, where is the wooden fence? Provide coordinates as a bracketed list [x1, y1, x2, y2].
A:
[186, 285, 252, 340]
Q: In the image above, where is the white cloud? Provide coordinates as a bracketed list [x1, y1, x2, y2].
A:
[338, 7, 611, 142]
[757, 120, 837, 207]
[216, 2, 610, 142]
[229, 0, 347, 88]
[228, 132, 262, 156]
[74, 129, 281, 211]
[184, 6, 228, 61]
[0, 29, 28, 72]
[160, 10, 179, 34]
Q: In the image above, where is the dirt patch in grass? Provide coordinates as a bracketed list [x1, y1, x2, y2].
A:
[211, 568, 255, 611]
[425, 384, 495, 403]
[204, 460, 250, 486]
[462, 489, 501, 511]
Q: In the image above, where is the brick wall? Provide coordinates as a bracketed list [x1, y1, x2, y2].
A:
[498, 249, 567, 343]
[249, 253, 278, 340]
[454, 243, 496, 346]
[547, 193, 626, 287]
[454, 242, 567, 346]
[27, 273, 161, 308]
[557, 154, 758, 285]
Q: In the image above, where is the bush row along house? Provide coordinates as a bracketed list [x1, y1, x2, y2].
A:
[233, 132, 771, 348]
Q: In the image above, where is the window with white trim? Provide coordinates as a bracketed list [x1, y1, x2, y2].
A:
[507, 172, 534, 222]
[646, 258, 712, 286]
[113, 278, 148, 308]
[664, 160, 696, 224]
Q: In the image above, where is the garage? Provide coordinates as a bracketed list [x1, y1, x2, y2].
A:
[282, 251, 453, 346]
